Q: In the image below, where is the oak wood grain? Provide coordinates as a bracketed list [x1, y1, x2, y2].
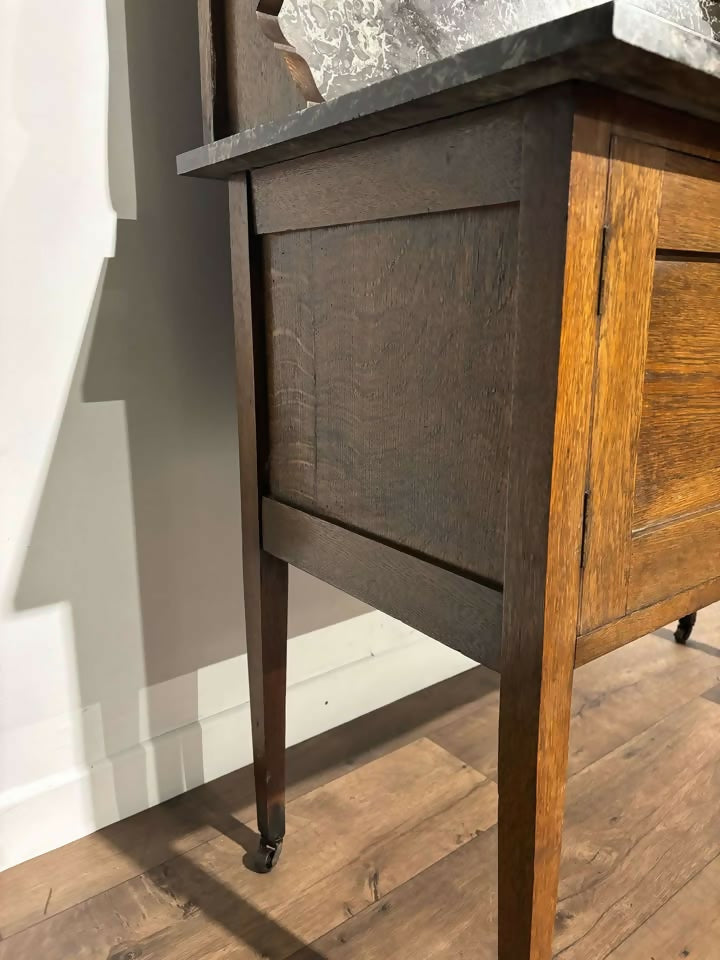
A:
[497, 89, 577, 960]
[658, 150, 720, 252]
[262, 499, 503, 669]
[580, 136, 665, 632]
[633, 259, 720, 528]
[251, 104, 521, 233]
[628, 506, 720, 610]
[224, 0, 305, 132]
[265, 204, 518, 585]
[255, 0, 323, 104]
[576, 574, 720, 664]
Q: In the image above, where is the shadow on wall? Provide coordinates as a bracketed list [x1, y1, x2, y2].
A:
[14, 0, 366, 832]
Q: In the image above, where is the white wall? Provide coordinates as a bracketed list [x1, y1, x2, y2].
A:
[0, 0, 471, 870]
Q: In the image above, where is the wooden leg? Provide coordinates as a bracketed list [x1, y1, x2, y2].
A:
[675, 611, 697, 644]
[497, 625, 574, 960]
[246, 550, 289, 872]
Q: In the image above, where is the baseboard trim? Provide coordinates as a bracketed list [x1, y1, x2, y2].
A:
[0, 612, 473, 869]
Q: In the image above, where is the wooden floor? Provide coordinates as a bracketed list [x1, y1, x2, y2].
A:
[2, 606, 720, 960]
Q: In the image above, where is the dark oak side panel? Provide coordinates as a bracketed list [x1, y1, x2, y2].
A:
[265, 204, 518, 586]
[251, 104, 521, 233]
[262, 499, 503, 670]
[197, 0, 229, 142]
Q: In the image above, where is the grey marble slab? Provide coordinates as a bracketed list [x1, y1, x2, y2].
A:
[280, 0, 720, 100]
[177, 0, 720, 179]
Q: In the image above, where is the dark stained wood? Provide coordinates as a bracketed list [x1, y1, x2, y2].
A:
[256, 0, 323, 103]
[633, 260, 720, 528]
[497, 90, 578, 960]
[224, 0, 306, 133]
[251, 104, 521, 233]
[580, 136, 665, 632]
[265, 203, 518, 586]
[576, 574, 720, 665]
[262, 499, 503, 670]
[658, 150, 720, 251]
[628, 507, 720, 610]
[229, 177, 289, 846]
[196, 0, 229, 142]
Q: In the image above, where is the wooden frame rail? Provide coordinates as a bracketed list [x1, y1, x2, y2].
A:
[262, 498, 503, 670]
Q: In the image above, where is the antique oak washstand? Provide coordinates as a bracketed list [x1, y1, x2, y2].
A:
[178, 3, 720, 957]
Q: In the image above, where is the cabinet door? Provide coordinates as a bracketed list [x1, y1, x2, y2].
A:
[581, 137, 720, 632]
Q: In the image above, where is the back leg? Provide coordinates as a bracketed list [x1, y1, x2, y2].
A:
[675, 612, 697, 644]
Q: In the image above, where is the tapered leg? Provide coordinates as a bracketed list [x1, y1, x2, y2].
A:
[497, 630, 574, 959]
[675, 611, 697, 644]
[229, 176, 290, 872]
[246, 550, 289, 871]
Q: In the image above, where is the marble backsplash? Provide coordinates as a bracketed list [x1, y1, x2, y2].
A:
[278, 0, 720, 99]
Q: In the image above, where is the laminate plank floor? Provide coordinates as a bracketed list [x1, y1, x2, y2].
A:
[1, 603, 718, 959]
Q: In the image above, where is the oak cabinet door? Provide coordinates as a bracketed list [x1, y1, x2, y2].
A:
[581, 138, 720, 632]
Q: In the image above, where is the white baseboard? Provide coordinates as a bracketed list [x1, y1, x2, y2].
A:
[0, 612, 473, 870]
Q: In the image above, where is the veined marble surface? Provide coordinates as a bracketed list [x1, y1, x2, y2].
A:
[279, 0, 720, 99]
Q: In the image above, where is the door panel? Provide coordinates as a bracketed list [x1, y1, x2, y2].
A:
[581, 139, 720, 632]
[634, 260, 720, 529]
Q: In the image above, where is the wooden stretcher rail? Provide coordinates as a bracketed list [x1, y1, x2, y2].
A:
[262, 498, 503, 671]
[575, 575, 720, 665]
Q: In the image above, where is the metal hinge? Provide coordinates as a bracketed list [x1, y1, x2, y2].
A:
[596, 224, 610, 317]
[580, 490, 591, 569]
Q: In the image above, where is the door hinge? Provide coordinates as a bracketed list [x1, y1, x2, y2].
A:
[596, 224, 610, 317]
[580, 490, 591, 569]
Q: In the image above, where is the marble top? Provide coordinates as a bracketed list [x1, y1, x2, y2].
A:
[281, 0, 720, 100]
[178, 0, 720, 179]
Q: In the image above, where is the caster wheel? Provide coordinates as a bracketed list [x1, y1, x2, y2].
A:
[674, 612, 697, 645]
[254, 839, 283, 873]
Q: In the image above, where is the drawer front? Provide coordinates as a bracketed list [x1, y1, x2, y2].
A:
[581, 140, 720, 631]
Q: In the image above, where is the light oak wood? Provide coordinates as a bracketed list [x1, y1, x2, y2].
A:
[634, 259, 720, 528]
[576, 574, 720, 664]
[580, 136, 665, 632]
[658, 150, 720, 251]
[628, 507, 720, 609]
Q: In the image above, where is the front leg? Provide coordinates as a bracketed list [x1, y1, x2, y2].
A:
[675, 611, 697, 644]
